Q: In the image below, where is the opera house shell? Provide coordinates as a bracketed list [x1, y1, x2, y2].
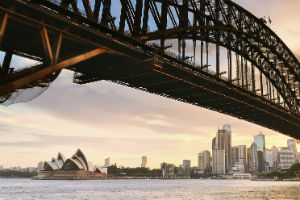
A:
[33, 149, 105, 180]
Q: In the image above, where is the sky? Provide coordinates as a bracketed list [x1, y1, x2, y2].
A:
[0, 0, 299, 169]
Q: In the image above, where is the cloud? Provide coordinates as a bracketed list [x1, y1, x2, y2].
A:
[0, 132, 182, 153]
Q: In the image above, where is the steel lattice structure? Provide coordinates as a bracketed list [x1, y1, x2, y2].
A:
[0, 0, 299, 138]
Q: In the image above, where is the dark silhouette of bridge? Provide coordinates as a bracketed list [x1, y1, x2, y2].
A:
[0, 0, 299, 138]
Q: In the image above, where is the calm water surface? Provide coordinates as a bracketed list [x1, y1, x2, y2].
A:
[0, 178, 299, 200]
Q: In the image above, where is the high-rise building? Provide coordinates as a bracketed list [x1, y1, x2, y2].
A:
[141, 156, 147, 168]
[231, 146, 239, 167]
[271, 146, 279, 170]
[254, 133, 265, 152]
[183, 160, 191, 168]
[104, 157, 110, 167]
[237, 145, 247, 164]
[182, 160, 191, 178]
[231, 145, 247, 173]
[198, 150, 211, 174]
[161, 162, 175, 178]
[212, 124, 231, 174]
[254, 133, 265, 172]
[248, 143, 258, 172]
[212, 137, 225, 175]
[278, 139, 298, 170]
[265, 149, 273, 172]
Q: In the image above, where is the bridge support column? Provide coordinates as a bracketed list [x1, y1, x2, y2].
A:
[0, 51, 12, 78]
[40, 27, 63, 64]
[0, 13, 8, 47]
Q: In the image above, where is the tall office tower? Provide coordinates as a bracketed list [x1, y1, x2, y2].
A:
[231, 146, 239, 167]
[248, 143, 258, 172]
[271, 146, 279, 170]
[265, 149, 273, 172]
[198, 150, 211, 174]
[104, 157, 110, 167]
[215, 124, 232, 173]
[254, 133, 265, 172]
[198, 152, 204, 170]
[212, 137, 225, 175]
[141, 156, 147, 168]
[237, 145, 247, 164]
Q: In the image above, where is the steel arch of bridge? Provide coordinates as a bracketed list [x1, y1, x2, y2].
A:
[22, 0, 299, 114]
[0, 0, 299, 137]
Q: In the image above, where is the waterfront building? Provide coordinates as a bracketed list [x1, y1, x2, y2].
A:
[141, 156, 147, 168]
[212, 149, 225, 175]
[248, 143, 258, 172]
[254, 133, 265, 172]
[182, 160, 191, 178]
[198, 150, 211, 174]
[212, 124, 232, 174]
[183, 160, 191, 168]
[271, 146, 279, 170]
[238, 145, 247, 164]
[231, 147, 239, 167]
[287, 139, 297, 154]
[278, 139, 298, 170]
[265, 149, 273, 172]
[104, 157, 110, 168]
[161, 162, 175, 178]
[34, 149, 105, 180]
[232, 145, 247, 173]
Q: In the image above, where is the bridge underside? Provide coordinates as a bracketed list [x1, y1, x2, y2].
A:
[0, 1, 299, 138]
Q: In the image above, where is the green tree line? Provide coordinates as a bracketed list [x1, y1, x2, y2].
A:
[107, 165, 161, 177]
[264, 163, 300, 180]
[0, 170, 38, 178]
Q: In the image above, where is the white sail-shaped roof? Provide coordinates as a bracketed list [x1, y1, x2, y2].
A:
[57, 152, 66, 163]
[72, 149, 89, 171]
[44, 161, 59, 171]
[62, 158, 85, 170]
[42, 149, 90, 171]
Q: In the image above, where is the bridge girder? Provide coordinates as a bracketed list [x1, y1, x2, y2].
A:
[0, 0, 299, 138]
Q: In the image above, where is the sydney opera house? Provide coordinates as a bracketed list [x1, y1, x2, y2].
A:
[33, 149, 106, 180]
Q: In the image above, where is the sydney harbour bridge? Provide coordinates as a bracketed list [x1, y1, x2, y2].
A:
[0, 0, 299, 138]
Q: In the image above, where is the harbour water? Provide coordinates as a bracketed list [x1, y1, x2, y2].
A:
[0, 178, 299, 200]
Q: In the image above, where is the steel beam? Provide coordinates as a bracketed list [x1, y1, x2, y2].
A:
[40, 26, 54, 64]
[0, 48, 106, 96]
[0, 13, 8, 47]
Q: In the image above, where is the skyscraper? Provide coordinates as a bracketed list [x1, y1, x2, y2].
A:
[254, 133, 265, 172]
[141, 156, 147, 168]
[198, 150, 211, 174]
[271, 146, 279, 171]
[212, 138, 225, 175]
[248, 143, 258, 172]
[212, 124, 231, 174]
[104, 157, 110, 167]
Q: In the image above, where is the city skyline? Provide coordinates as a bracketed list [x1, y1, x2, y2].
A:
[0, 0, 299, 169]
[0, 128, 299, 169]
